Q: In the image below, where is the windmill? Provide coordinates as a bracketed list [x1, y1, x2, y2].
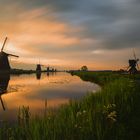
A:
[127, 49, 139, 74]
[36, 58, 43, 73]
[36, 64, 42, 73]
[36, 63, 42, 79]
[42, 65, 55, 72]
[0, 37, 19, 73]
[46, 65, 50, 72]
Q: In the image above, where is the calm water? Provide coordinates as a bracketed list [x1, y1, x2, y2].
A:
[0, 72, 100, 121]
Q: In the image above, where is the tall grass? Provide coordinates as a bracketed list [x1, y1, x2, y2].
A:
[0, 72, 140, 140]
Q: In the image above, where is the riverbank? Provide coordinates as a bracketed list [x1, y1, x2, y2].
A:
[0, 72, 140, 140]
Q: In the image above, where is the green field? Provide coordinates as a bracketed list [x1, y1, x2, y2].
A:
[0, 72, 140, 140]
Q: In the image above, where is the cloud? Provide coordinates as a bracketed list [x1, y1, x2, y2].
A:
[44, 0, 140, 50]
[1, 0, 140, 51]
[0, 0, 140, 70]
[0, 5, 82, 52]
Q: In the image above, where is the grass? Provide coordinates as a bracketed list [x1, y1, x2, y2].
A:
[0, 71, 140, 140]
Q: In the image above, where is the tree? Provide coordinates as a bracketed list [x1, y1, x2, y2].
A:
[81, 66, 88, 71]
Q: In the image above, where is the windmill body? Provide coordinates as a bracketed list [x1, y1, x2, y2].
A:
[0, 51, 10, 70]
[128, 59, 139, 74]
[47, 66, 50, 72]
[36, 64, 42, 73]
[127, 49, 139, 74]
[46, 66, 55, 72]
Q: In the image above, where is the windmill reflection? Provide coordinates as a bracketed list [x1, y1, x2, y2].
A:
[0, 74, 10, 110]
[36, 72, 42, 80]
[47, 72, 50, 77]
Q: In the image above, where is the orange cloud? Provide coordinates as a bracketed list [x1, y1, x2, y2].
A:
[0, 5, 84, 68]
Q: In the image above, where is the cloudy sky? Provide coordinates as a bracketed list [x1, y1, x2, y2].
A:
[0, 0, 140, 70]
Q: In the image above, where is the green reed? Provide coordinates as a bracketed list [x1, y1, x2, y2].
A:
[0, 72, 140, 140]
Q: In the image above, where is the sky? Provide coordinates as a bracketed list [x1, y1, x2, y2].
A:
[0, 0, 140, 70]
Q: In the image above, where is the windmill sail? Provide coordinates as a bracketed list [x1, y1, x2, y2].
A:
[133, 48, 137, 60]
[133, 48, 139, 70]
[7, 53, 19, 57]
[0, 96, 6, 110]
[1, 37, 8, 51]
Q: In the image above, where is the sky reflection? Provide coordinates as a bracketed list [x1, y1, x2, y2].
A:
[0, 72, 100, 121]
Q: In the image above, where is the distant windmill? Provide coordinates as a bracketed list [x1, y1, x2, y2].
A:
[47, 66, 50, 72]
[126, 49, 139, 74]
[36, 58, 42, 73]
[42, 65, 55, 72]
[0, 37, 19, 73]
[36, 64, 42, 73]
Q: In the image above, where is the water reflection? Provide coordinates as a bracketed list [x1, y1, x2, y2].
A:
[0, 72, 100, 121]
[0, 74, 10, 110]
[47, 72, 49, 77]
[36, 72, 42, 80]
[46, 72, 56, 77]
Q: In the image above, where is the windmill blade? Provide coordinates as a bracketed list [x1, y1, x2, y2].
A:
[123, 65, 130, 71]
[0, 96, 6, 111]
[1, 37, 8, 51]
[123, 66, 128, 69]
[126, 66, 130, 71]
[8, 53, 19, 57]
[133, 48, 137, 60]
[137, 63, 139, 70]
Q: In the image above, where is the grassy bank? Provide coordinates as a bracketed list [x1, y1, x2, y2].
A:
[0, 72, 140, 140]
